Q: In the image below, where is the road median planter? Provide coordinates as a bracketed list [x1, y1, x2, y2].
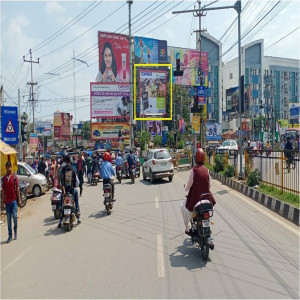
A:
[209, 170, 299, 226]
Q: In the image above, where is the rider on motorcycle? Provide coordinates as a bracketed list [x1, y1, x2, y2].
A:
[100, 152, 116, 201]
[116, 153, 123, 169]
[182, 148, 216, 236]
[58, 154, 80, 227]
[127, 149, 136, 176]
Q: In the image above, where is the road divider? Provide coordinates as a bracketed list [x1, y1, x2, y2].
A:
[157, 234, 165, 278]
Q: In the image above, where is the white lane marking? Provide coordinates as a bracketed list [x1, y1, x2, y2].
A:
[157, 234, 165, 278]
[2, 244, 34, 274]
[155, 196, 159, 208]
[211, 180, 299, 236]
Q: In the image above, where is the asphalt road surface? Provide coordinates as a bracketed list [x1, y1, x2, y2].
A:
[1, 170, 299, 299]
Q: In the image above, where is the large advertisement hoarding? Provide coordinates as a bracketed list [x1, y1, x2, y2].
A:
[53, 113, 71, 140]
[35, 121, 52, 136]
[226, 85, 250, 113]
[91, 122, 130, 140]
[168, 47, 208, 86]
[289, 103, 300, 127]
[192, 116, 200, 134]
[90, 83, 130, 118]
[30, 133, 38, 152]
[134, 36, 168, 64]
[147, 121, 162, 136]
[139, 70, 167, 116]
[206, 123, 222, 141]
[96, 31, 129, 83]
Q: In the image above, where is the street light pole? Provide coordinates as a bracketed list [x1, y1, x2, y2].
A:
[128, 0, 134, 148]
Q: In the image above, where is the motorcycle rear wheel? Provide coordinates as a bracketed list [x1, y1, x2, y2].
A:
[105, 205, 111, 215]
[54, 209, 61, 220]
[201, 242, 209, 261]
[67, 219, 73, 231]
[20, 192, 27, 208]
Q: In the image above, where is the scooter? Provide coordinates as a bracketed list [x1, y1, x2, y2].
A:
[103, 182, 114, 215]
[116, 165, 122, 183]
[19, 181, 30, 208]
[50, 187, 62, 219]
[62, 192, 79, 231]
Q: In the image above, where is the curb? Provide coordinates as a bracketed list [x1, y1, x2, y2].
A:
[210, 170, 299, 226]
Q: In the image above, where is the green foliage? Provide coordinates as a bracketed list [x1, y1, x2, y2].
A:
[204, 163, 214, 171]
[81, 121, 91, 140]
[224, 164, 235, 178]
[247, 168, 262, 187]
[259, 184, 299, 208]
[178, 139, 185, 149]
[154, 134, 162, 147]
[166, 132, 175, 146]
[139, 130, 151, 151]
[213, 154, 224, 173]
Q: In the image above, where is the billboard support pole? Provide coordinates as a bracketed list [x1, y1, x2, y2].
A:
[18, 88, 23, 161]
[128, 0, 134, 148]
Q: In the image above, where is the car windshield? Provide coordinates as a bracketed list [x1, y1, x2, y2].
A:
[154, 150, 170, 159]
[222, 141, 231, 147]
[25, 163, 36, 174]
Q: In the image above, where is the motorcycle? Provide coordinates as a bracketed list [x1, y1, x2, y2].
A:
[19, 181, 30, 208]
[190, 197, 214, 261]
[46, 169, 53, 189]
[91, 170, 99, 186]
[116, 165, 122, 183]
[103, 182, 114, 215]
[62, 192, 79, 231]
[130, 165, 135, 184]
[50, 187, 62, 219]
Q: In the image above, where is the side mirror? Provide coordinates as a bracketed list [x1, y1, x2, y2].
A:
[26, 171, 31, 177]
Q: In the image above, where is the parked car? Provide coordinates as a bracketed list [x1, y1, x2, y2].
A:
[17, 162, 47, 197]
[216, 139, 238, 157]
[142, 148, 174, 183]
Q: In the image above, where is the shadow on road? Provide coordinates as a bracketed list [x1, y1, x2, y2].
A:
[169, 239, 209, 270]
[88, 211, 108, 219]
[216, 190, 229, 195]
[140, 178, 170, 186]
[43, 216, 58, 226]
[44, 226, 67, 236]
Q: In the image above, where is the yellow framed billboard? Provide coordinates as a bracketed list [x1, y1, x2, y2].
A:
[134, 64, 172, 121]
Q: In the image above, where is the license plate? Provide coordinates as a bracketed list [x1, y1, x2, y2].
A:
[64, 209, 71, 215]
[202, 220, 210, 227]
[52, 205, 56, 210]
[104, 193, 110, 197]
[161, 162, 167, 166]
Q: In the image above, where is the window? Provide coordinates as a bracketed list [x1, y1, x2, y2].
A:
[154, 150, 170, 159]
[17, 165, 28, 176]
[229, 73, 233, 79]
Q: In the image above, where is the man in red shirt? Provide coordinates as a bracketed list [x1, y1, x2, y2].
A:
[1, 161, 22, 243]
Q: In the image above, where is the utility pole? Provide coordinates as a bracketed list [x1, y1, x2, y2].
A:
[23, 49, 39, 133]
[173, 0, 243, 176]
[128, 0, 134, 148]
[18, 88, 23, 161]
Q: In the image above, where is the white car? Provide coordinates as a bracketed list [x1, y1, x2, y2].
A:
[17, 162, 47, 197]
[218, 140, 238, 151]
[142, 149, 174, 183]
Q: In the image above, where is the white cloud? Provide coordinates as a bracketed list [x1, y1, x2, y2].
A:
[46, 2, 66, 15]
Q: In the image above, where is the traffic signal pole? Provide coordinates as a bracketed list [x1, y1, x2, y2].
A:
[173, 0, 244, 177]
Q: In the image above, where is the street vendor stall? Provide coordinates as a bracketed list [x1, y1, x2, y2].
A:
[0, 140, 18, 176]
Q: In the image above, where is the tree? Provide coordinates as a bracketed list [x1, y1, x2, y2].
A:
[81, 121, 91, 140]
[139, 130, 151, 150]
[166, 132, 175, 146]
[154, 134, 162, 147]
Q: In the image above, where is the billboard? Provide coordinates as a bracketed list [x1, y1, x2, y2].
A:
[289, 103, 300, 126]
[226, 85, 250, 113]
[30, 133, 38, 152]
[96, 31, 129, 83]
[168, 47, 208, 86]
[53, 113, 71, 140]
[147, 121, 162, 136]
[179, 118, 185, 133]
[91, 123, 130, 140]
[206, 123, 222, 141]
[90, 83, 130, 118]
[35, 121, 52, 136]
[134, 36, 168, 64]
[192, 116, 200, 134]
[139, 70, 167, 116]
[1, 106, 18, 145]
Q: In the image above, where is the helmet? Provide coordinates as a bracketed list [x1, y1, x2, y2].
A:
[195, 148, 205, 164]
[65, 154, 71, 163]
[103, 152, 110, 161]
[130, 149, 133, 154]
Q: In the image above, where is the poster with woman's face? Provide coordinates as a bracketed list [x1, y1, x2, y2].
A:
[97, 31, 129, 83]
[147, 121, 162, 136]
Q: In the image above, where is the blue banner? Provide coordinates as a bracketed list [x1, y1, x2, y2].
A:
[1, 106, 18, 145]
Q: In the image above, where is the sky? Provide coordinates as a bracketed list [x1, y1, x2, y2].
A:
[1, 0, 300, 124]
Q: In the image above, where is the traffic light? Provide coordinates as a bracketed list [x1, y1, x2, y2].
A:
[173, 59, 183, 77]
[21, 123, 27, 142]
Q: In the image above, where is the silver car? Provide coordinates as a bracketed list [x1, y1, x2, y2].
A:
[17, 162, 47, 197]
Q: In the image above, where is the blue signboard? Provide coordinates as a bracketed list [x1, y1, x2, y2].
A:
[1, 106, 18, 145]
[197, 86, 206, 104]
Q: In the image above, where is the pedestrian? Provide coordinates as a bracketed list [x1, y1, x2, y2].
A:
[37, 157, 47, 177]
[1, 161, 22, 243]
[86, 154, 92, 184]
[76, 152, 86, 197]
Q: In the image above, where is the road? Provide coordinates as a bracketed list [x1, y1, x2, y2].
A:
[1, 170, 299, 299]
